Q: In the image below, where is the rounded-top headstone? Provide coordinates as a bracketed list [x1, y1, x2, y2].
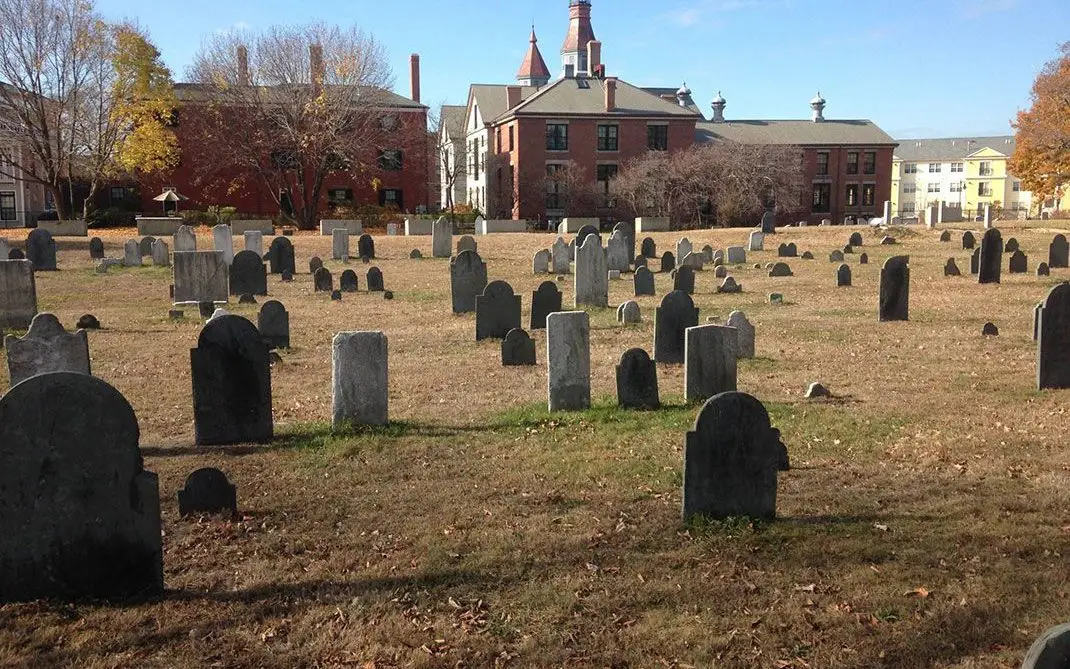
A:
[178, 467, 237, 517]
[1021, 623, 1070, 669]
[483, 280, 516, 299]
[982, 322, 999, 337]
[76, 314, 101, 330]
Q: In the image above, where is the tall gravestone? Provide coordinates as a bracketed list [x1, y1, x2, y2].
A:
[257, 300, 290, 349]
[313, 267, 333, 293]
[547, 311, 590, 411]
[357, 234, 375, 260]
[760, 211, 776, 234]
[450, 250, 487, 314]
[89, 237, 104, 259]
[530, 281, 562, 330]
[1037, 282, 1070, 390]
[123, 239, 141, 267]
[654, 290, 699, 364]
[726, 310, 755, 359]
[616, 348, 659, 410]
[5, 313, 91, 386]
[332, 229, 350, 261]
[684, 325, 738, 403]
[266, 237, 295, 275]
[367, 267, 384, 292]
[634, 266, 655, 296]
[1009, 250, 1028, 274]
[0, 373, 162, 601]
[0, 237, 10, 260]
[748, 231, 764, 252]
[612, 221, 635, 263]
[243, 230, 263, 257]
[673, 265, 695, 294]
[138, 236, 156, 258]
[475, 281, 522, 340]
[676, 238, 693, 263]
[26, 228, 57, 271]
[532, 249, 550, 274]
[332, 331, 389, 427]
[229, 250, 267, 296]
[879, 256, 910, 321]
[551, 237, 570, 274]
[0, 259, 37, 329]
[576, 224, 599, 250]
[836, 263, 852, 287]
[574, 234, 608, 308]
[173, 251, 228, 304]
[340, 269, 359, 292]
[1049, 234, 1069, 269]
[641, 237, 656, 259]
[151, 239, 170, 267]
[212, 224, 234, 265]
[175, 225, 197, 252]
[432, 217, 452, 258]
[607, 230, 629, 272]
[660, 252, 675, 273]
[978, 228, 1003, 284]
[190, 315, 273, 446]
[1022, 623, 1070, 669]
[682, 391, 786, 521]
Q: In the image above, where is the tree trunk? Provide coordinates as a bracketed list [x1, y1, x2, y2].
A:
[50, 184, 69, 221]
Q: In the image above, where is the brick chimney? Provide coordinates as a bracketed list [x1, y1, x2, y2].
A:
[236, 45, 249, 86]
[587, 40, 601, 77]
[604, 77, 617, 112]
[506, 85, 522, 110]
[410, 54, 421, 103]
[309, 43, 325, 88]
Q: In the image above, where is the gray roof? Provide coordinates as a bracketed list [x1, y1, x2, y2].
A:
[696, 119, 896, 146]
[439, 104, 466, 140]
[641, 87, 703, 115]
[466, 84, 540, 126]
[172, 82, 426, 109]
[892, 136, 1016, 162]
[501, 76, 702, 120]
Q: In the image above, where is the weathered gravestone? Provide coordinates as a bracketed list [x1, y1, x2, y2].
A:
[530, 280, 562, 330]
[1037, 282, 1070, 390]
[332, 331, 389, 427]
[229, 250, 267, 296]
[718, 276, 742, 294]
[978, 228, 1003, 284]
[257, 300, 290, 349]
[178, 468, 237, 517]
[705, 246, 718, 264]
[547, 311, 590, 411]
[0, 373, 162, 601]
[1049, 234, 1069, 269]
[633, 255, 647, 270]
[777, 242, 797, 258]
[970, 248, 980, 274]
[607, 230, 629, 272]
[760, 210, 776, 234]
[1005, 238, 1020, 253]
[680, 252, 704, 272]
[89, 237, 104, 259]
[501, 328, 536, 366]
[0, 259, 37, 329]
[551, 237, 570, 274]
[1009, 250, 1028, 274]
[339, 269, 359, 292]
[859, 253, 869, 265]
[266, 237, 295, 275]
[0, 238, 9, 260]
[849, 231, 863, 247]
[768, 262, 793, 277]
[173, 251, 228, 304]
[432, 217, 452, 258]
[151, 239, 170, 267]
[843, 244, 854, 254]
[175, 225, 197, 252]
[309, 256, 324, 275]
[654, 290, 699, 364]
[634, 266, 655, 296]
[123, 239, 141, 267]
[613, 221, 635, 263]
[714, 265, 727, 279]
[357, 233, 375, 260]
[25, 229, 57, 271]
[190, 315, 273, 445]
[673, 265, 695, 294]
[836, 263, 852, 287]
[939, 230, 951, 242]
[682, 391, 786, 522]
[726, 310, 755, 359]
[137, 236, 156, 258]
[641, 237, 657, 259]
[313, 267, 333, 292]
[8, 248, 23, 260]
[367, 267, 384, 292]
[982, 322, 999, 337]
[575, 234, 608, 308]
[475, 280, 522, 341]
[676, 237, 693, 262]
[532, 249, 550, 274]
[576, 224, 600, 250]
[1021, 622, 1070, 669]
[660, 251, 675, 273]
[456, 235, 477, 255]
[748, 231, 764, 252]
[212, 224, 234, 265]
[617, 300, 641, 325]
[879, 256, 910, 321]
[243, 230, 263, 258]
[450, 250, 487, 313]
[829, 250, 844, 263]
[5, 313, 91, 386]
[616, 348, 659, 410]
[962, 231, 976, 250]
[332, 229, 349, 261]
[409, 249, 422, 259]
[944, 258, 961, 276]
[726, 246, 746, 264]
[1039, 262, 1051, 277]
[685, 325, 738, 403]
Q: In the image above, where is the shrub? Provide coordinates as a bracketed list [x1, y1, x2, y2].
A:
[87, 207, 136, 229]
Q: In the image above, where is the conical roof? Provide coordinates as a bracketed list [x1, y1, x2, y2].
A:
[517, 28, 551, 82]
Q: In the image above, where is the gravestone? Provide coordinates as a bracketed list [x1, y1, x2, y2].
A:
[616, 348, 659, 410]
[726, 310, 755, 359]
[530, 281, 562, 330]
[173, 251, 228, 303]
[676, 238, 693, 263]
[881, 236, 897, 246]
[704, 245, 717, 263]
[151, 239, 170, 267]
[332, 331, 389, 427]
[1022, 623, 1070, 669]
[849, 231, 863, 247]
[332, 229, 349, 261]
[829, 250, 844, 262]
[89, 237, 104, 259]
[552, 237, 571, 274]
[634, 266, 655, 296]
[475, 280, 522, 340]
[1038, 262, 1051, 277]
[410, 249, 423, 259]
[607, 230, 629, 272]
[714, 265, 727, 279]
[654, 290, 699, 364]
[617, 300, 641, 325]
[456, 235, 477, 255]
[243, 230, 263, 257]
[574, 235, 608, 308]
[633, 255, 647, 270]
[613, 221, 635, 263]
[178, 468, 237, 517]
[309, 256, 323, 275]
[175, 225, 197, 252]
[682, 391, 785, 521]
[843, 244, 854, 254]
[717, 276, 741, 294]
[212, 224, 234, 265]
[450, 250, 487, 313]
[501, 328, 536, 366]
[1005, 238, 1020, 253]
[748, 231, 764, 252]
[238, 293, 256, 305]
[5, 313, 91, 386]
[432, 217, 453, 258]
[962, 231, 976, 250]
[576, 224, 600, 250]
[0, 259, 37, 329]
[685, 325, 738, 403]
[760, 211, 776, 233]
[641, 237, 657, 258]
[726, 246, 746, 264]
[266, 237, 295, 275]
[673, 265, 695, 294]
[357, 234, 375, 260]
[0, 238, 9, 260]
[228, 250, 267, 297]
[777, 243, 797, 258]
[547, 311, 590, 411]
[313, 267, 333, 292]
[768, 262, 793, 277]
[661, 252, 675, 273]
[1009, 250, 1028, 274]
[0, 373, 162, 601]
[257, 300, 289, 349]
[970, 248, 980, 274]
[76, 314, 100, 330]
[879, 256, 910, 321]
[8, 248, 23, 260]
[978, 228, 1003, 284]
[801, 251, 814, 260]
[859, 253, 869, 264]
[944, 258, 961, 276]
[533, 249, 550, 274]
[138, 236, 156, 257]
[939, 230, 951, 242]
[191, 315, 273, 445]
[1037, 282, 1070, 390]
[982, 322, 999, 337]
[680, 252, 704, 271]
[123, 239, 142, 267]
[1049, 234, 1068, 268]
[836, 263, 852, 287]
[340, 269, 359, 292]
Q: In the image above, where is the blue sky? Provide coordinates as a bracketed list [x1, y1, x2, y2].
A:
[95, 0, 1068, 138]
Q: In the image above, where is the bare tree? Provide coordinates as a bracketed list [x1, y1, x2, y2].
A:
[186, 23, 405, 229]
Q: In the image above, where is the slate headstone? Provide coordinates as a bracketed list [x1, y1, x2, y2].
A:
[257, 300, 290, 349]
[123, 239, 142, 267]
[357, 233, 375, 260]
[4, 313, 91, 386]
[530, 280, 562, 330]
[450, 250, 487, 313]
[266, 237, 295, 275]
[243, 230, 263, 258]
[607, 230, 629, 272]
[962, 231, 976, 250]
[654, 290, 699, 364]
[340, 269, 359, 292]
[229, 250, 267, 296]
[313, 267, 333, 292]
[366, 267, 384, 292]
[332, 228, 349, 261]
[660, 251, 675, 273]
[617, 300, 641, 325]
[726, 310, 755, 359]
[173, 251, 228, 304]
[178, 468, 237, 517]
[641, 237, 657, 259]
[552, 237, 570, 274]
[634, 266, 655, 296]
[616, 348, 659, 410]
[547, 311, 590, 411]
[432, 217, 452, 258]
[684, 324, 738, 403]
[1022, 622, 1070, 669]
[89, 237, 104, 259]
[1009, 250, 1028, 274]
[212, 224, 234, 265]
[0, 259, 37, 329]
[1037, 282, 1070, 390]
[574, 234, 608, 308]
[175, 225, 197, 252]
[879, 256, 910, 321]
[944, 258, 961, 276]
[1050, 234, 1069, 269]
[748, 231, 764, 252]
[673, 265, 695, 294]
[309, 256, 324, 275]
[1038, 262, 1051, 277]
[151, 239, 170, 267]
[332, 331, 389, 427]
[532, 249, 550, 274]
[978, 228, 1003, 284]
[1005, 238, 1020, 253]
[768, 262, 792, 277]
[475, 280, 522, 341]
[501, 328, 536, 366]
[836, 263, 852, 287]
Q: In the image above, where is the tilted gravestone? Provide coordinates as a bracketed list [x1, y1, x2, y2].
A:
[654, 290, 699, 364]
[575, 234, 608, 308]
[450, 250, 487, 314]
[501, 328, 536, 366]
[0, 259, 37, 329]
[456, 234, 477, 255]
[313, 267, 333, 292]
[726, 310, 755, 359]
[357, 233, 375, 260]
[0, 373, 162, 600]
[190, 315, 273, 445]
[673, 265, 695, 294]
[616, 348, 659, 410]
[641, 237, 657, 259]
[552, 237, 570, 274]
[978, 228, 1003, 284]
[212, 224, 234, 265]
[607, 230, 629, 272]
[5, 313, 91, 386]
[726, 246, 746, 264]
[266, 237, 295, 275]
[533, 249, 550, 274]
[681, 251, 704, 271]
[151, 239, 170, 267]
[660, 251, 675, 273]
[178, 468, 237, 517]
[243, 230, 263, 258]
[684, 324, 738, 403]
[332, 229, 349, 261]
[1009, 250, 1028, 274]
[432, 217, 453, 258]
[676, 237, 693, 263]
[944, 258, 961, 276]
[633, 266, 655, 296]
[879, 256, 910, 321]
[340, 269, 359, 292]
[1022, 622, 1070, 669]
[962, 230, 976, 250]
[682, 391, 786, 522]
[717, 276, 741, 294]
[547, 311, 590, 411]
[175, 225, 197, 252]
[173, 251, 228, 304]
[25, 229, 57, 271]
[530, 280, 562, 330]
[89, 237, 104, 259]
[332, 331, 389, 427]
[1049, 234, 1068, 269]
[123, 239, 142, 267]
[229, 250, 267, 296]
[366, 267, 384, 292]
[257, 300, 290, 349]
[1005, 237, 1020, 253]
[475, 280, 522, 341]
[836, 263, 852, 287]
[1037, 282, 1070, 390]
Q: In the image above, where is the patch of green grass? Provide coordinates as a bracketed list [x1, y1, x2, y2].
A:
[765, 402, 909, 457]
[490, 398, 694, 435]
[274, 420, 419, 464]
[686, 514, 768, 539]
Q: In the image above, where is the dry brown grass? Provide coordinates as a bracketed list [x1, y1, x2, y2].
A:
[1, 222, 1069, 668]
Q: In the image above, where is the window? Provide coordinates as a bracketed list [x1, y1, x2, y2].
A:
[951, 162, 964, 173]
[978, 182, 992, 197]
[903, 162, 918, 174]
[1013, 180, 1021, 192]
[109, 186, 134, 204]
[902, 202, 916, 213]
[863, 152, 876, 175]
[379, 188, 402, 209]
[508, 126, 514, 151]
[328, 188, 353, 207]
[846, 184, 858, 206]
[495, 129, 501, 154]
[596, 124, 618, 151]
[847, 152, 859, 175]
[0, 192, 15, 221]
[979, 161, 993, 176]
[546, 123, 568, 151]
[470, 139, 480, 180]
[545, 164, 563, 209]
[950, 182, 963, 193]
[816, 152, 829, 175]
[378, 149, 403, 171]
[928, 163, 942, 173]
[927, 183, 941, 193]
[647, 125, 668, 151]
[903, 184, 917, 194]
[812, 183, 831, 212]
[862, 184, 875, 206]
[596, 164, 618, 207]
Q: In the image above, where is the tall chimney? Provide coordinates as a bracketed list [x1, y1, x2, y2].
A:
[236, 45, 249, 86]
[587, 40, 602, 78]
[410, 54, 421, 103]
[506, 85, 522, 110]
[604, 77, 617, 113]
[309, 43, 324, 88]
